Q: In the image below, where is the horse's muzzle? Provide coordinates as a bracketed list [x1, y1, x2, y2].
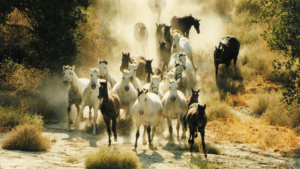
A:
[171, 96, 176, 102]
[99, 75, 104, 79]
[125, 86, 129, 91]
[173, 45, 176, 48]
[139, 110, 144, 115]
[63, 80, 68, 86]
[197, 30, 200, 34]
[91, 84, 96, 90]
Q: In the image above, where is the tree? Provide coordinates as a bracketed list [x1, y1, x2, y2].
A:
[259, 0, 300, 111]
[0, 0, 89, 71]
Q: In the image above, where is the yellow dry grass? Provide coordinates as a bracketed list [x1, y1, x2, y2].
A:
[207, 118, 300, 154]
[226, 93, 248, 107]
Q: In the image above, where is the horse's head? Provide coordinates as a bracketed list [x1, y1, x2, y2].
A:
[122, 70, 133, 91]
[156, 23, 164, 31]
[214, 43, 224, 63]
[194, 18, 201, 34]
[98, 79, 108, 100]
[139, 25, 147, 36]
[169, 79, 180, 102]
[128, 63, 138, 78]
[178, 53, 187, 69]
[98, 60, 108, 79]
[137, 88, 148, 115]
[120, 52, 130, 72]
[159, 41, 166, 49]
[90, 68, 99, 90]
[145, 59, 153, 73]
[62, 65, 75, 86]
[175, 62, 184, 80]
[191, 88, 200, 99]
[172, 33, 181, 49]
[196, 104, 206, 126]
[163, 24, 172, 37]
[150, 74, 161, 94]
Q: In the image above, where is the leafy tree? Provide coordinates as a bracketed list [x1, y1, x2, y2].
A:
[0, 0, 89, 71]
[259, 0, 300, 112]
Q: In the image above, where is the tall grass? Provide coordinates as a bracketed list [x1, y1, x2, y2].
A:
[1, 124, 50, 151]
[207, 100, 237, 121]
[85, 147, 140, 169]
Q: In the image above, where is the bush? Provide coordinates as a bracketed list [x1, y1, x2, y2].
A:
[250, 94, 270, 116]
[0, 106, 43, 133]
[184, 138, 221, 155]
[207, 100, 236, 121]
[1, 124, 50, 151]
[65, 156, 79, 164]
[85, 147, 140, 169]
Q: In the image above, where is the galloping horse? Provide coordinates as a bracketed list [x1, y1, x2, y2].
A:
[133, 88, 163, 149]
[128, 63, 142, 91]
[134, 22, 148, 56]
[214, 35, 240, 78]
[147, 0, 166, 22]
[62, 65, 89, 127]
[145, 59, 162, 83]
[170, 15, 201, 38]
[120, 52, 146, 83]
[98, 80, 121, 146]
[98, 60, 117, 88]
[163, 24, 172, 45]
[158, 41, 171, 74]
[142, 74, 164, 99]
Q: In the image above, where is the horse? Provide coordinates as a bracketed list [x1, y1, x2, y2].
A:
[147, 0, 166, 22]
[214, 35, 240, 78]
[156, 23, 165, 43]
[145, 59, 162, 83]
[98, 60, 117, 88]
[158, 41, 171, 75]
[62, 65, 90, 127]
[174, 63, 189, 96]
[133, 88, 163, 149]
[142, 74, 164, 99]
[112, 70, 137, 118]
[161, 79, 188, 144]
[134, 22, 148, 56]
[171, 32, 197, 71]
[170, 15, 201, 38]
[184, 103, 207, 158]
[178, 52, 193, 78]
[120, 52, 146, 83]
[186, 88, 200, 108]
[160, 70, 176, 95]
[128, 63, 142, 91]
[167, 52, 185, 71]
[78, 68, 111, 134]
[163, 24, 172, 45]
[98, 80, 121, 146]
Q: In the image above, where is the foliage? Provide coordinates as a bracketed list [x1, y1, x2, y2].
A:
[259, 0, 300, 112]
[1, 124, 50, 151]
[85, 147, 140, 169]
[0, 0, 89, 71]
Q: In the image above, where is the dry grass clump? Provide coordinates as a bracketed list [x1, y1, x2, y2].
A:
[85, 147, 140, 169]
[249, 93, 270, 116]
[207, 118, 300, 153]
[1, 124, 50, 151]
[226, 93, 248, 107]
[0, 106, 43, 133]
[65, 155, 80, 164]
[207, 100, 237, 121]
[184, 138, 221, 155]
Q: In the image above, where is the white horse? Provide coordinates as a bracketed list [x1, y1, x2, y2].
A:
[147, 0, 166, 22]
[98, 60, 117, 88]
[171, 33, 197, 71]
[161, 79, 188, 144]
[63, 65, 89, 127]
[160, 70, 176, 95]
[142, 74, 163, 99]
[167, 52, 185, 71]
[78, 68, 111, 134]
[112, 70, 137, 117]
[134, 22, 148, 57]
[128, 63, 142, 91]
[178, 53, 193, 78]
[133, 88, 163, 149]
[174, 63, 189, 96]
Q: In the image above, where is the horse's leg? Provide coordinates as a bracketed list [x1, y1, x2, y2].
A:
[166, 114, 174, 145]
[176, 117, 180, 139]
[180, 112, 186, 139]
[89, 106, 92, 121]
[215, 63, 219, 79]
[67, 101, 73, 124]
[200, 127, 207, 158]
[186, 30, 189, 38]
[151, 125, 156, 148]
[92, 104, 99, 134]
[190, 54, 197, 71]
[134, 124, 141, 149]
[190, 127, 195, 153]
[112, 117, 118, 142]
[142, 125, 147, 145]
[104, 116, 111, 146]
[147, 124, 152, 148]
[76, 101, 85, 124]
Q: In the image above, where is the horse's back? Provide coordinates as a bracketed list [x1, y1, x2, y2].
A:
[109, 90, 121, 110]
[222, 36, 240, 56]
[180, 37, 192, 57]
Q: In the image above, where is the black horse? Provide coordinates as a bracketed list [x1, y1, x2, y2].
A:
[163, 24, 172, 45]
[214, 36, 240, 78]
[145, 59, 162, 83]
[170, 15, 201, 38]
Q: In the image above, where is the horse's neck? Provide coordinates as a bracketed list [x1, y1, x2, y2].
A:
[182, 17, 194, 28]
[70, 72, 80, 93]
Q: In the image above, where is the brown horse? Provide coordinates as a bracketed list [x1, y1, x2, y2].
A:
[158, 41, 171, 74]
[163, 24, 172, 45]
[185, 103, 207, 158]
[145, 59, 162, 83]
[186, 88, 200, 107]
[170, 15, 201, 38]
[120, 52, 146, 82]
[98, 80, 121, 146]
[214, 35, 240, 78]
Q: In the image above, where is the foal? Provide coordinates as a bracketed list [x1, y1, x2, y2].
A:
[98, 80, 121, 146]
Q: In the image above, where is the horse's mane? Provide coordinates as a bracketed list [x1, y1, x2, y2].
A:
[171, 29, 183, 36]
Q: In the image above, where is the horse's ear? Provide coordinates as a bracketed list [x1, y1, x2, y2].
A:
[98, 59, 101, 64]
[176, 78, 181, 84]
[204, 104, 206, 109]
[191, 88, 194, 92]
[197, 89, 200, 93]
[215, 46, 218, 51]
[156, 23, 158, 27]
[71, 65, 75, 71]
[122, 52, 124, 55]
[189, 14, 192, 16]
[105, 60, 108, 65]
[198, 19, 201, 22]
[150, 59, 153, 62]
[145, 89, 148, 94]
[63, 65, 66, 70]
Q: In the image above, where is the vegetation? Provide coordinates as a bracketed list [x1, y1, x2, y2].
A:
[207, 100, 236, 121]
[65, 156, 80, 164]
[85, 147, 140, 169]
[187, 155, 219, 169]
[1, 124, 50, 151]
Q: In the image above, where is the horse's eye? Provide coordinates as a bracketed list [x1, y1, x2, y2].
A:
[145, 98, 147, 101]
[90, 74, 92, 76]
[70, 73, 72, 75]
[104, 67, 106, 69]
[123, 77, 125, 79]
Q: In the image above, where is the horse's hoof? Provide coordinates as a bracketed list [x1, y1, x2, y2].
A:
[149, 144, 153, 149]
[69, 120, 74, 124]
[142, 140, 147, 145]
[92, 131, 96, 135]
[205, 154, 207, 158]
[181, 135, 186, 140]
[114, 138, 117, 142]
[169, 142, 174, 146]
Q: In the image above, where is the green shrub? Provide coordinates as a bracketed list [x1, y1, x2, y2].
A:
[1, 124, 50, 151]
[85, 147, 140, 169]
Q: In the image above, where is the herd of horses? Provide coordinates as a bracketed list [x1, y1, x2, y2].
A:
[62, 10, 240, 158]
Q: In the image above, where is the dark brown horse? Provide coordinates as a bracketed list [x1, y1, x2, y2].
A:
[120, 52, 146, 81]
[186, 88, 200, 108]
[185, 103, 207, 158]
[98, 80, 121, 146]
[158, 41, 171, 74]
[145, 59, 162, 83]
[170, 15, 201, 38]
[214, 35, 240, 78]
[163, 24, 172, 45]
